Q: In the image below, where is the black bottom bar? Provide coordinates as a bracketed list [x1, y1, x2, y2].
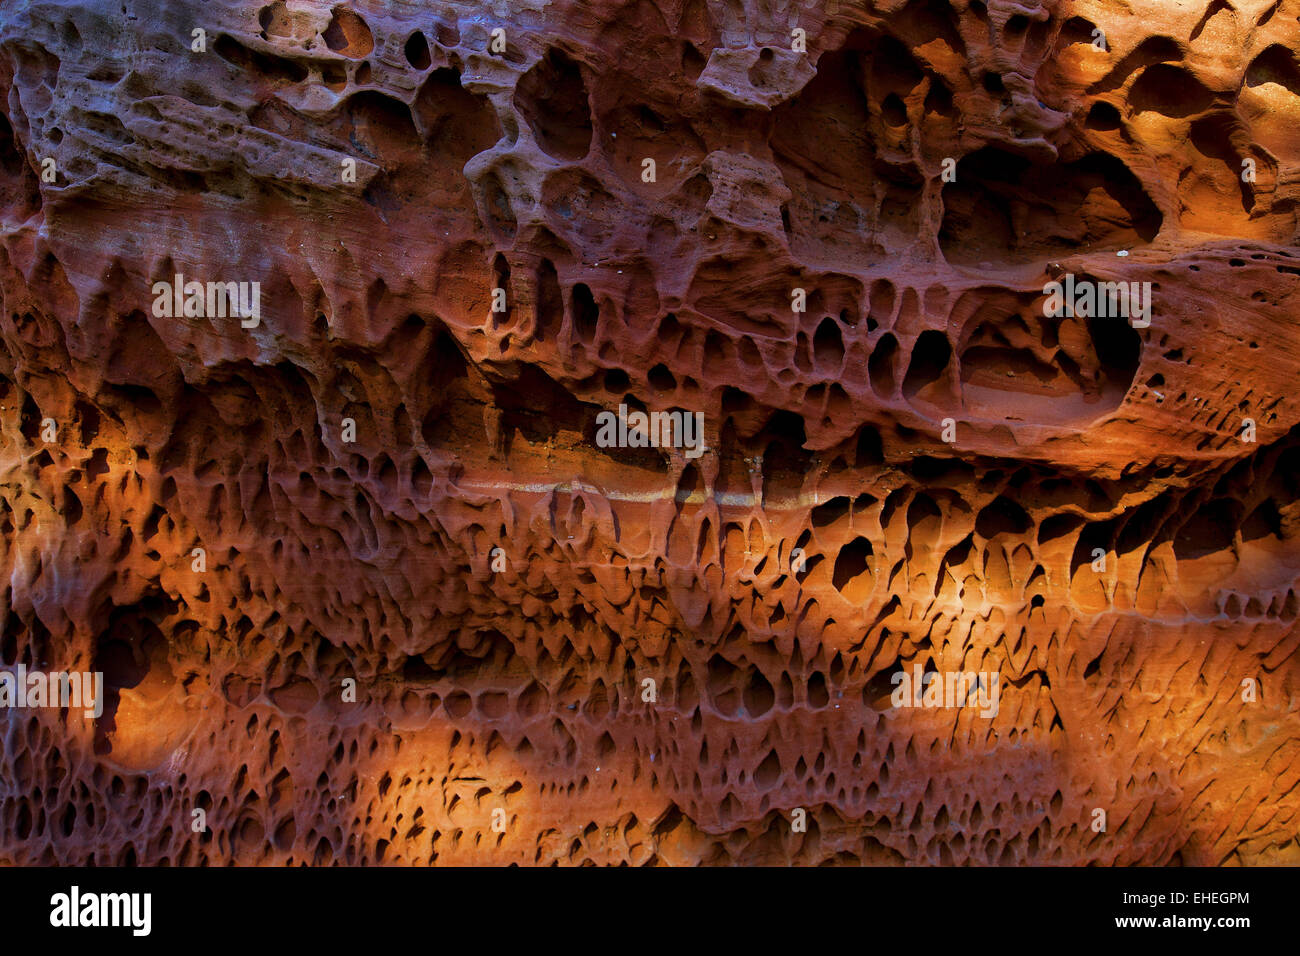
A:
[2, 865, 1277, 946]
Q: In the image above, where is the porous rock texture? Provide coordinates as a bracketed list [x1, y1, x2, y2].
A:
[1, 0, 1299, 866]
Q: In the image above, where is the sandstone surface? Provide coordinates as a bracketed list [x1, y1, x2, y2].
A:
[0, 0, 1298, 865]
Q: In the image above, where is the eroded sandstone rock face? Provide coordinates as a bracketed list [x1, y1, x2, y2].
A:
[0, 0, 1298, 865]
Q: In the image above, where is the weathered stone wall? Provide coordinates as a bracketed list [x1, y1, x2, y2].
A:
[0, 0, 1297, 864]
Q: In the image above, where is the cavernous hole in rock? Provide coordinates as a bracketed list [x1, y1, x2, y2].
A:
[322, 8, 374, 58]
[855, 423, 884, 466]
[434, 20, 460, 47]
[706, 654, 740, 716]
[939, 148, 1162, 263]
[0, 611, 51, 667]
[490, 254, 511, 327]
[412, 69, 501, 161]
[418, 330, 472, 447]
[603, 366, 630, 394]
[744, 667, 775, 716]
[902, 330, 952, 403]
[832, 536, 874, 602]
[759, 410, 811, 502]
[402, 654, 438, 682]
[769, 37, 880, 259]
[1116, 496, 1170, 556]
[535, 257, 564, 342]
[869, 278, 895, 324]
[863, 652, 908, 710]
[1242, 498, 1282, 542]
[1087, 35, 1183, 96]
[869, 332, 899, 397]
[975, 496, 1032, 538]
[91, 599, 176, 751]
[1083, 310, 1141, 389]
[812, 317, 845, 370]
[681, 41, 706, 79]
[431, 628, 515, 675]
[925, 77, 956, 116]
[321, 61, 347, 91]
[908, 455, 973, 484]
[1189, 113, 1255, 213]
[1070, 519, 1117, 579]
[676, 462, 701, 502]
[213, 34, 309, 84]
[1085, 101, 1121, 131]
[570, 282, 599, 343]
[0, 110, 31, 180]
[812, 493, 874, 530]
[1190, 0, 1236, 41]
[1128, 64, 1215, 118]
[1058, 15, 1098, 47]
[1174, 498, 1240, 560]
[1039, 512, 1085, 546]
[258, 2, 293, 39]
[404, 31, 431, 70]
[346, 90, 419, 166]
[514, 48, 592, 160]
[482, 171, 518, 241]
[873, 35, 924, 98]
[600, 99, 705, 193]
[491, 364, 590, 452]
[891, 0, 967, 58]
[648, 362, 676, 393]
[904, 493, 943, 552]
[1246, 44, 1300, 94]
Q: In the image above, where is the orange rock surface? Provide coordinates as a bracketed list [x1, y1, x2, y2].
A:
[0, 0, 1298, 864]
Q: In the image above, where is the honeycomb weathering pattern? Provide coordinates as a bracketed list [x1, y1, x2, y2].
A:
[0, 0, 1298, 867]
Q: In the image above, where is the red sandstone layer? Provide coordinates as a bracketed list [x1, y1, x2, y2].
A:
[0, 0, 1298, 865]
